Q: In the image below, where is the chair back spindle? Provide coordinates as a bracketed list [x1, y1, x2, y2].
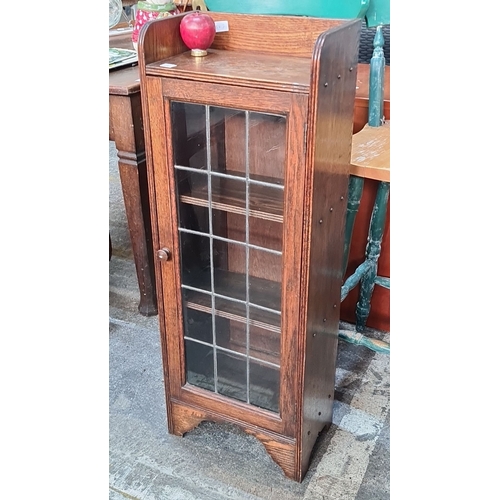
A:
[368, 26, 385, 127]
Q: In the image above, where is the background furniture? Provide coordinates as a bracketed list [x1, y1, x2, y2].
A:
[204, 0, 370, 18]
[110, 31, 157, 316]
[340, 20, 390, 332]
[138, 12, 361, 481]
[340, 25, 389, 353]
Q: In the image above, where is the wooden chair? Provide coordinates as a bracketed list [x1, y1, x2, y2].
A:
[339, 25, 390, 354]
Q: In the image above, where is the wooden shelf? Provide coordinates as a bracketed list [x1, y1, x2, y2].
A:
[147, 49, 312, 93]
[184, 288, 281, 366]
[183, 269, 282, 365]
[178, 170, 284, 222]
[184, 288, 281, 334]
[183, 268, 282, 312]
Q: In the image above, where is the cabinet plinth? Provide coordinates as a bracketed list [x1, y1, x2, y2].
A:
[138, 12, 361, 482]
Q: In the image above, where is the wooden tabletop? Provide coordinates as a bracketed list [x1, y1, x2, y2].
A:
[350, 121, 390, 182]
[109, 29, 140, 95]
[109, 65, 140, 95]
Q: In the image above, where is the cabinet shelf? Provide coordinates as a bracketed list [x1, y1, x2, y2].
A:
[178, 170, 284, 223]
[182, 268, 282, 313]
[184, 287, 281, 366]
[147, 48, 312, 93]
[184, 288, 281, 334]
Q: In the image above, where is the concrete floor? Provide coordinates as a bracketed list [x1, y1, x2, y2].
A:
[109, 142, 390, 499]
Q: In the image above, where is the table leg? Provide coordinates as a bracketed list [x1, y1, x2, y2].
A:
[355, 181, 389, 331]
[110, 93, 157, 316]
[342, 175, 365, 277]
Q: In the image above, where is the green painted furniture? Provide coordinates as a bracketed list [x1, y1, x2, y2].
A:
[365, 0, 390, 27]
[205, 0, 390, 27]
[340, 25, 390, 354]
[205, 0, 370, 20]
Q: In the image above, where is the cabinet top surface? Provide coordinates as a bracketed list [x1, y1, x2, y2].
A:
[146, 49, 312, 93]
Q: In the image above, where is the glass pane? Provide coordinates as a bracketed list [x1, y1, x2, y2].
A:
[183, 293, 213, 344]
[211, 299, 280, 362]
[217, 349, 247, 403]
[185, 340, 214, 392]
[213, 240, 246, 301]
[210, 174, 246, 215]
[249, 183, 283, 224]
[176, 170, 209, 232]
[211, 242, 282, 310]
[210, 107, 246, 175]
[248, 215, 282, 251]
[214, 211, 245, 243]
[171, 102, 207, 169]
[174, 103, 286, 414]
[248, 112, 286, 186]
[248, 247, 281, 311]
[179, 231, 211, 291]
[249, 359, 280, 413]
[213, 296, 246, 354]
[249, 306, 280, 364]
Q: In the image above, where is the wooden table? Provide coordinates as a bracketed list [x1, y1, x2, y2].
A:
[109, 31, 157, 316]
[350, 121, 390, 182]
[109, 32, 389, 318]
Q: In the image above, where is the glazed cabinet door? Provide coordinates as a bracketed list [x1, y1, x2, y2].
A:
[173, 101, 285, 414]
[149, 77, 308, 436]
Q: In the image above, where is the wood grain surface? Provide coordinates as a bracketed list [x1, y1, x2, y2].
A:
[350, 121, 390, 182]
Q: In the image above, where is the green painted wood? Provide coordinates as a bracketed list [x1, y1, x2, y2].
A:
[355, 181, 389, 331]
[368, 26, 385, 127]
[374, 276, 390, 289]
[341, 14, 390, 344]
[342, 175, 365, 277]
[205, 0, 370, 20]
[339, 329, 390, 354]
[341, 260, 370, 302]
[364, 0, 390, 27]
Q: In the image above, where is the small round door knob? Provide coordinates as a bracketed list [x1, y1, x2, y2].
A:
[157, 248, 171, 261]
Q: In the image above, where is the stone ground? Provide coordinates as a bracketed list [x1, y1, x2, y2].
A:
[109, 142, 390, 500]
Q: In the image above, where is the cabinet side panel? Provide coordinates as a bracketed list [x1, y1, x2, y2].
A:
[137, 13, 189, 66]
[299, 20, 361, 479]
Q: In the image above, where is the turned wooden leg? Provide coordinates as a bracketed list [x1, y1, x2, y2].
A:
[110, 93, 157, 316]
[342, 175, 365, 277]
[355, 181, 389, 331]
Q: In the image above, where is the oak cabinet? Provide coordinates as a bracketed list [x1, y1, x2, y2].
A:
[138, 12, 360, 482]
